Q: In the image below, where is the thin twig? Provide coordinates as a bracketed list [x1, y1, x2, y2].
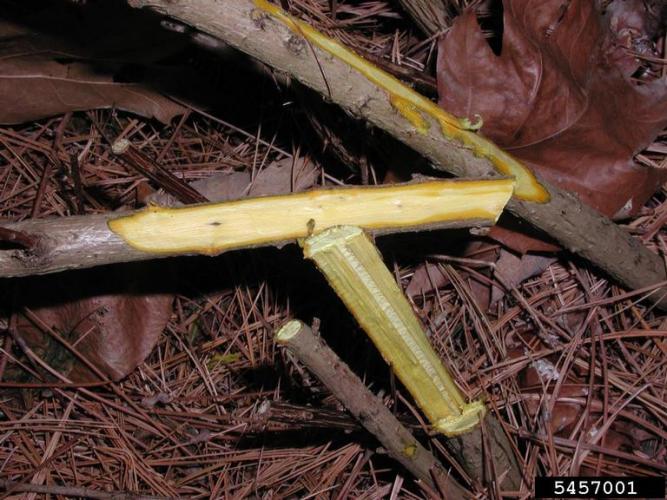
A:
[275, 319, 471, 497]
[0, 480, 172, 500]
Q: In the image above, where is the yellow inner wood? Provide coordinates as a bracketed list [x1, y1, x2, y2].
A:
[108, 179, 514, 255]
[303, 226, 485, 435]
[252, 0, 549, 203]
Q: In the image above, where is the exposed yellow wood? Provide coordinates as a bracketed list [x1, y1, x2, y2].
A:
[108, 179, 514, 255]
[252, 0, 549, 203]
[302, 225, 485, 436]
[275, 320, 303, 342]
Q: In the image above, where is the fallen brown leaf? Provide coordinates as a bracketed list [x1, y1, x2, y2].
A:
[437, 0, 667, 251]
[14, 264, 174, 382]
[0, 31, 185, 125]
[0, 0, 190, 125]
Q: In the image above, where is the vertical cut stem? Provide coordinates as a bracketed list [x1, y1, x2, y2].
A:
[302, 225, 485, 436]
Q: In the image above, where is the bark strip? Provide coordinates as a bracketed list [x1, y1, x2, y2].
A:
[125, 0, 667, 306]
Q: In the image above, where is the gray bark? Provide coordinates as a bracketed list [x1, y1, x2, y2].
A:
[0, 213, 151, 277]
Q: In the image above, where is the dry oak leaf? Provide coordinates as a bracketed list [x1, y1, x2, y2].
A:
[15, 264, 174, 382]
[0, 24, 185, 125]
[437, 0, 667, 232]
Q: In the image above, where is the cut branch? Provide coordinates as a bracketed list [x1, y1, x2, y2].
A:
[275, 319, 470, 497]
[297, 226, 522, 487]
[0, 179, 513, 277]
[125, 0, 667, 307]
[302, 225, 485, 436]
